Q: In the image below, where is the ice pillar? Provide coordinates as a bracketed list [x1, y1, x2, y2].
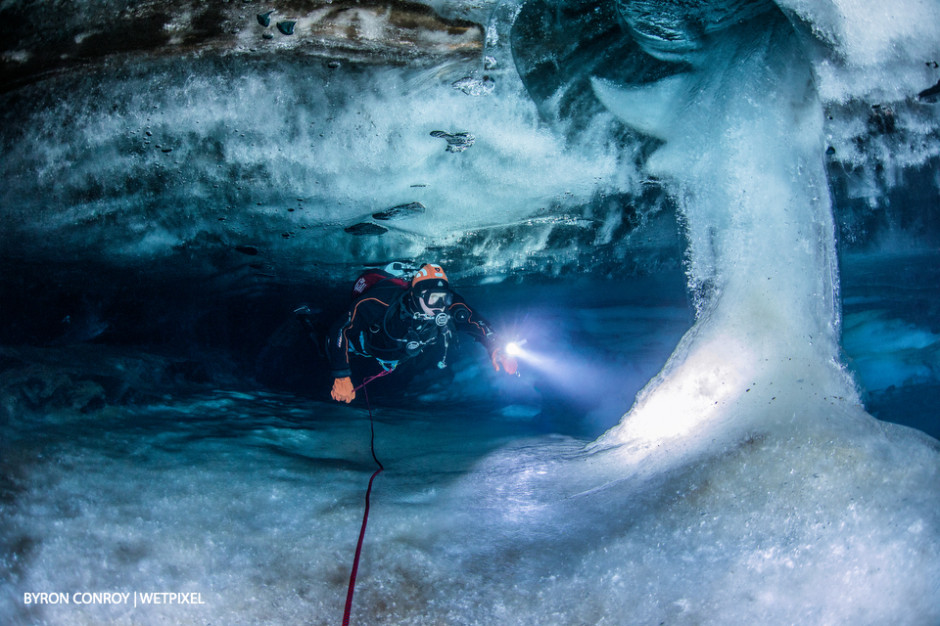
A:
[593, 9, 856, 446]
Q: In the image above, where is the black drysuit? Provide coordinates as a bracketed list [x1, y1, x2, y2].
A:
[326, 281, 498, 379]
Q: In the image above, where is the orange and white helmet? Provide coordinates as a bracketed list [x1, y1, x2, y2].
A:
[412, 263, 448, 287]
[411, 263, 452, 314]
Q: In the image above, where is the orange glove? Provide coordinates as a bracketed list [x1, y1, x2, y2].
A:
[491, 348, 518, 376]
[331, 377, 356, 403]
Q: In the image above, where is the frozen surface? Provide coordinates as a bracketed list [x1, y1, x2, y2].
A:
[2, 365, 938, 625]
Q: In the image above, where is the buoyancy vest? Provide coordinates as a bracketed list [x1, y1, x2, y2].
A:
[350, 268, 409, 299]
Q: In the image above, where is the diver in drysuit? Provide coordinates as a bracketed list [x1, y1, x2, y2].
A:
[326, 263, 518, 403]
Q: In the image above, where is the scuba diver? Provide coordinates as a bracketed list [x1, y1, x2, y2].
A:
[326, 263, 518, 403]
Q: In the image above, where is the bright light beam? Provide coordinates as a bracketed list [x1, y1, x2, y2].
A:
[505, 340, 526, 357]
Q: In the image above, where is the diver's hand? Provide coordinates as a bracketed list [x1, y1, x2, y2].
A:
[491, 348, 519, 376]
[331, 376, 356, 403]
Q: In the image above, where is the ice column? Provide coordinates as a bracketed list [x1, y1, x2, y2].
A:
[593, 11, 856, 446]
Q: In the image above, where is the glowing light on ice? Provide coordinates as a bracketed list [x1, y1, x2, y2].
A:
[616, 335, 753, 443]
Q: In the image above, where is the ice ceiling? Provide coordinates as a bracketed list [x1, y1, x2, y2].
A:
[0, 0, 649, 287]
[0, 0, 936, 288]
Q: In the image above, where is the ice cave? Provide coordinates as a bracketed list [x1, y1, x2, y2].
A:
[1, 0, 938, 624]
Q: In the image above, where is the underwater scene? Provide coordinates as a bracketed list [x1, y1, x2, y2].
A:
[1, 0, 938, 624]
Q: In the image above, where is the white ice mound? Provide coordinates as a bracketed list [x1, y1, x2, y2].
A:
[419, 397, 940, 625]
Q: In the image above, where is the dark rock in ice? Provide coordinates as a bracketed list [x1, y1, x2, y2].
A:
[372, 202, 426, 221]
[344, 222, 388, 236]
[235, 245, 259, 256]
[430, 130, 475, 153]
[0, 1, 482, 90]
[868, 104, 896, 134]
[452, 76, 495, 96]
[918, 79, 940, 102]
